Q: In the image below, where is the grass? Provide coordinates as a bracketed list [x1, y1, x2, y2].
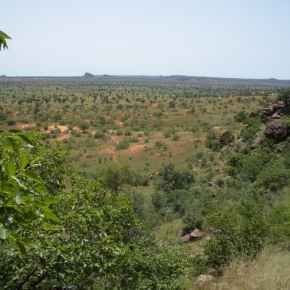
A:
[190, 247, 290, 289]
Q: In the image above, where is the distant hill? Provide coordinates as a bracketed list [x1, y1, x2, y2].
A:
[83, 72, 94, 77]
[0, 75, 7, 78]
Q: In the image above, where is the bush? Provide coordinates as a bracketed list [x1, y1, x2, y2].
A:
[234, 110, 248, 123]
[115, 138, 130, 150]
[156, 163, 195, 193]
[94, 131, 105, 139]
[172, 134, 180, 141]
[204, 201, 267, 269]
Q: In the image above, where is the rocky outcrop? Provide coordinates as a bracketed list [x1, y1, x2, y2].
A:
[219, 131, 234, 145]
[147, 172, 161, 179]
[264, 120, 288, 141]
[250, 135, 262, 149]
[181, 228, 204, 242]
[261, 101, 286, 119]
[249, 112, 259, 118]
[196, 275, 216, 285]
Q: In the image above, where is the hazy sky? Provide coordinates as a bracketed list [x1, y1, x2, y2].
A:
[1, 0, 290, 78]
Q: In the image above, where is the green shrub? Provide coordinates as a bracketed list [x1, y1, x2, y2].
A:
[94, 131, 105, 139]
[204, 201, 267, 269]
[115, 138, 130, 150]
[172, 134, 180, 141]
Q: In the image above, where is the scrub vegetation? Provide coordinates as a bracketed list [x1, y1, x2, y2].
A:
[1, 76, 290, 288]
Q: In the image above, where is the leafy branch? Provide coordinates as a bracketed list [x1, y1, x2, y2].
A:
[0, 30, 11, 50]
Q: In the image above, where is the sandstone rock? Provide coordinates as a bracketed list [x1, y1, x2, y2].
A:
[272, 101, 286, 112]
[271, 112, 281, 119]
[196, 275, 216, 285]
[206, 236, 214, 242]
[261, 101, 286, 119]
[261, 107, 273, 117]
[264, 120, 288, 141]
[190, 228, 204, 239]
[181, 234, 191, 242]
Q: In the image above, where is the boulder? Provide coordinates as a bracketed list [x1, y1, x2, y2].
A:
[147, 172, 161, 179]
[190, 228, 204, 239]
[271, 112, 282, 119]
[264, 120, 288, 142]
[181, 234, 191, 242]
[250, 136, 262, 149]
[261, 101, 286, 119]
[196, 275, 216, 285]
[249, 112, 259, 118]
[181, 229, 204, 242]
[219, 131, 234, 145]
[261, 107, 273, 117]
[272, 101, 286, 112]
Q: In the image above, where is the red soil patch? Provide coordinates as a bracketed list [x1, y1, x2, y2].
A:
[18, 123, 36, 129]
[57, 134, 70, 141]
[48, 125, 68, 132]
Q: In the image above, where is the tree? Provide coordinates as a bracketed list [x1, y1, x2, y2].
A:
[156, 163, 194, 193]
[276, 88, 290, 106]
[0, 131, 60, 253]
[101, 165, 134, 195]
[0, 31, 11, 50]
[204, 201, 267, 269]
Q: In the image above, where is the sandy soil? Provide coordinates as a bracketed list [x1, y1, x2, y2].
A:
[18, 123, 36, 129]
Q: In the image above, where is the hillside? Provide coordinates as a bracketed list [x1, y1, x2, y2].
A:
[1, 78, 290, 288]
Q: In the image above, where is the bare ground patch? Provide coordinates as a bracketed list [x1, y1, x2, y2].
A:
[18, 123, 36, 129]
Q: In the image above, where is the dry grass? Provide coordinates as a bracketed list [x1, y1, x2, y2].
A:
[195, 247, 290, 290]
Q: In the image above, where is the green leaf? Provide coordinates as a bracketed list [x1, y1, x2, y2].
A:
[19, 152, 29, 170]
[5, 136, 19, 153]
[42, 223, 59, 231]
[30, 157, 41, 165]
[43, 197, 60, 205]
[2, 149, 12, 160]
[35, 185, 48, 194]
[18, 133, 35, 146]
[14, 194, 23, 204]
[23, 209, 36, 221]
[6, 163, 16, 179]
[41, 207, 59, 222]
[12, 176, 27, 189]
[2, 185, 17, 195]
[23, 171, 42, 183]
[31, 200, 47, 208]
[0, 31, 11, 39]
[0, 228, 10, 239]
[16, 240, 27, 255]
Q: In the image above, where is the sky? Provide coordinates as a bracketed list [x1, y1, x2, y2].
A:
[1, 0, 290, 79]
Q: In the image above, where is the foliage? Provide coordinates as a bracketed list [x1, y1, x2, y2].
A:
[257, 161, 290, 191]
[115, 138, 130, 150]
[240, 118, 261, 142]
[268, 197, 290, 245]
[100, 164, 134, 195]
[0, 30, 11, 50]
[1, 175, 142, 288]
[0, 131, 59, 253]
[204, 201, 267, 269]
[276, 88, 290, 106]
[234, 110, 248, 123]
[156, 163, 194, 193]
